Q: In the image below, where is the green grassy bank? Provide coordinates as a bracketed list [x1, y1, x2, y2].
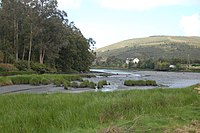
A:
[0, 87, 200, 132]
[0, 74, 82, 86]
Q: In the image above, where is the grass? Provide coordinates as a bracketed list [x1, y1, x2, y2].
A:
[97, 80, 107, 89]
[0, 86, 199, 132]
[0, 71, 36, 76]
[124, 80, 157, 86]
[0, 74, 82, 87]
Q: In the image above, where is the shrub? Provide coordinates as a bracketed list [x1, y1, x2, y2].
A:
[88, 81, 96, 89]
[80, 82, 88, 88]
[124, 80, 134, 86]
[146, 80, 157, 86]
[41, 78, 50, 85]
[79, 80, 96, 89]
[97, 80, 107, 89]
[0, 71, 36, 76]
[0, 63, 18, 72]
[0, 77, 13, 86]
[31, 62, 47, 74]
[70, 82, 79, 88]
[11, 76, 31, 84]
[63, 82, 69, 90]
[81, 74, 96, 78]
[79, 80, 90, 88]
[99, 73, 112, 77]
[29, 77, 40, 86]
[53, 79, 63, 87]
[124, 80, 157, 86]
[14, 61, 28, 71]
[155, 61, 170, 71]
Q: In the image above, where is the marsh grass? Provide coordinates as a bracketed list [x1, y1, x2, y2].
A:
[0, 74, 81, 86]
[124, 80, 157, 86]
[0, 87, 199, 132]
[97, 80, 107, 89]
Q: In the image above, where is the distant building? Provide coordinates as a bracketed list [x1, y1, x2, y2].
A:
[169, 65, 175, 69]
[133, 58, 139, 64]
[126, 58, 139, 64]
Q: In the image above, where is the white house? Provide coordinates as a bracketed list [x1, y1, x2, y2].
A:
[126, 58, 139, 64]
[169, 65, 175, 69]
[133, 58, 139, 64]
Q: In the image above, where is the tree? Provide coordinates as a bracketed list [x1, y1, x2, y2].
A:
[0, 0, 95, 72]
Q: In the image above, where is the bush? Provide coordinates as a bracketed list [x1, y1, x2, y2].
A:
[63, 81, 70, 90]
[81, 74, 96, 78]
[53, 79, 63, 87]
[146, 80, 157, 86]
[41, 78, 50, 85]
[155, 61, 170, 71]
[123, 80, 133, 86]
[31, 62, 47, 74]
[124, 80, 157, 86]
[11, 76, 31, 84]
[70, 82, 79, 88]
[88, 82, 96, 89]
[79, 81, 88, 88]
[0, 77, 13, 86]
[0, 71, 36, 76]
[29, 77, 40, 86]
[0, 63, 18, 72]
[97, 80, 107, 89]
[79, 80, 96, 89]
[14, 61, 28, 71]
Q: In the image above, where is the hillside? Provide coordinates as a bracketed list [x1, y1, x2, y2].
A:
[96, 36, 200, 60]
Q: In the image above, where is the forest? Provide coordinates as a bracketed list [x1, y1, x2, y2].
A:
[0, 0, 95, 73]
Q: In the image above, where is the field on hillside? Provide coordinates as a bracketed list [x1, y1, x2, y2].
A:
[97, 36, 200, 60]
[0, 87, 200, 132]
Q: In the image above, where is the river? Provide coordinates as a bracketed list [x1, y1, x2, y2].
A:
[1, 69, 199, 94]
[89, 69, 200, 91]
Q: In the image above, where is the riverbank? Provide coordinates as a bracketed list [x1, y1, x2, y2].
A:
[90, 69, 200, 88]
[0, 87, 199, 132]
[1, 69, 200, 94]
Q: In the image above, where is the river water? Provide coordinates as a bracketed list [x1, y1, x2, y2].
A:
[1, 69, 199, 94]
[89, 69, 200, 91]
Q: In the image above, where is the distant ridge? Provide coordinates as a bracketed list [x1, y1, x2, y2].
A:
[96, 36, 200, 60]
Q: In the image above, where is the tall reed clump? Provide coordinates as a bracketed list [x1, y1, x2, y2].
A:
[97, 80, 107, 89]
[0, 74, 82, 87]
[10, 75, 32, 84]
[79, 80, 96, 89]
[0, 77, 13, 86]
[124, 80, 157, 86]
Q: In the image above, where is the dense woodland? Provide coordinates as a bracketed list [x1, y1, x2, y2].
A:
[0, 0, 95, 72]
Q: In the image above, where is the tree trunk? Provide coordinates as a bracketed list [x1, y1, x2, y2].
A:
[15, 20, 19, 62]
[28, 23, 33, 69]
[39, 47, 45, 64]
[22, 45, 25, 60]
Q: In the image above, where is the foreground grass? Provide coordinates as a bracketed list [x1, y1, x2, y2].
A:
[0, 87, 200, 132]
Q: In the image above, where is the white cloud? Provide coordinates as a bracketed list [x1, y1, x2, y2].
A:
[57, 0, 82, 10]
[99, 0, 199, 11]
[180, 14, 200, 36]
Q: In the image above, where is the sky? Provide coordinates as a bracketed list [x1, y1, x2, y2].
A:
[57, 0, 200, 48]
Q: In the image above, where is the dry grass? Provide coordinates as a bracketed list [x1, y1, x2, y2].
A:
[98, 125, 123, 133]
[194, 84, 200, 94]
[165, 120, 200, 133]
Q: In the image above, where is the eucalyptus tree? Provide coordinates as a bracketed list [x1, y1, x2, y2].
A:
[0, 0, 95, 72]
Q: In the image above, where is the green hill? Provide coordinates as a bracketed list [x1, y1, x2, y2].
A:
[96, 36, 200, 60]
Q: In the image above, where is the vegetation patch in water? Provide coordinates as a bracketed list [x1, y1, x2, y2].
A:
[124, 80, 157, 86]
[97, 80, 108, 89]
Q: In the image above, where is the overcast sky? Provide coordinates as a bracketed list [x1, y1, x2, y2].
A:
[57, 0, 200, 48]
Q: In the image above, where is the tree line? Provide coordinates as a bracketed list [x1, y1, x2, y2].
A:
[0, 0, 95, 72]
